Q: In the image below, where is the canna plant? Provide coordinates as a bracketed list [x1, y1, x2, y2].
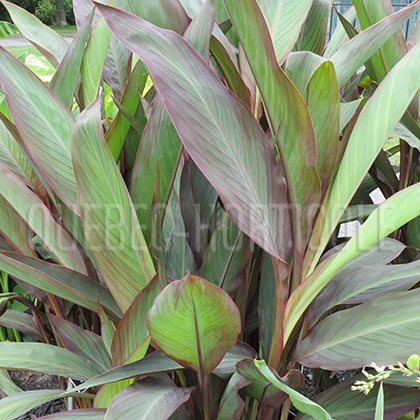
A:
[1, 0, 420, 419]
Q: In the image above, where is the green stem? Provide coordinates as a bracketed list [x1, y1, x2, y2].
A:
[199, 373, 211, 420]
[0, 326, 6, 342]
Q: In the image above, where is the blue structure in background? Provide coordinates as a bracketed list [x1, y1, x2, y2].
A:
[328, 0, 420, 41]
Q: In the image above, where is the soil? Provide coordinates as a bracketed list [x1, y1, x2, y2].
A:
[0, 371, 66, 419]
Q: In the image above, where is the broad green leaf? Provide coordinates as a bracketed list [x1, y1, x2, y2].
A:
[201, 213, 251, 295]
[130, 97, 182, 244]
[0, 164, 85, 272]
[71, 101, 155, 312]
[224, 0, 321, 260]
[295, 288, 420, 370]
[105, 59, 149, 160]
[0, 49, 79, 212]
[295, 0, 331, 55]
[375, 384, 384, 420]
[0, 252, 120, 316]
[147, 273, 241, 374]
[0, 342, 104, 380]
[0, 309, 43, 342]
[1, 0, 69, 66]
[257, 0, 313, 63]
[104, 377, 193, 420]
[0, 196, 35, 256]
[330, 1, 420, 86]
[216, 373, 252, 420]
[111, 275, 161, 365]
[0, 390, 63, 420]
[36, 409, 106, 419]
[70, 351, 182, 392]
[50, 10, 94, 108]
[254, 360, 332, 419]
[324, 6, 356, 57]
[306, 60, 340, 189]
[311, 38, 420, 271]
[0, 368, 21, 396]
[49, 315, 111, 372]
[300, 381, 420, 420]
[285, 182, 420, 345]
[310, 259, 420, 325]
[80, 16, 111, 106]
[96, 2, 291, 261]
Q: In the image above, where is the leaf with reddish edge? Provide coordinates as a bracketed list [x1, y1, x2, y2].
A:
[95, 2, 291, 262]
[0, 251, 120, 317]
[295, 0, 332, 55]
[0, 0, 69, 66]
[0, 196, 35, 256]
[130, 97, 183, 245]
[305, 60, 340, 191]
[111, 275, 161, 366]
[298, 380, 420, 420]
[330, 1, 420, 86]
[71, 100, 155, 313]
[147, 273, 241, 374]
[50, 9, 94, 108]
[69, 351, 183, 393]
[36, 409, 106, 419]
[285, 182, 420, 346]
[209, 36, 251, 105]
[183, 0, 215, 61]
[308, 39, 420, 275]
[257, 0, 313, 63]
[49, 314, 111, 372]
[116, 0, 190, 34]
[0, 48, 79, 212]
[0, 310, 43, 341]
[216, 373, 252, 420]
[0, 164, 86, 273]
[0, 342, 104, 380]
[0, 116, 37, 187]
[223, 0, 321, 276]
[294, 288, 420, 371]
[103, 377, 193, 420]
